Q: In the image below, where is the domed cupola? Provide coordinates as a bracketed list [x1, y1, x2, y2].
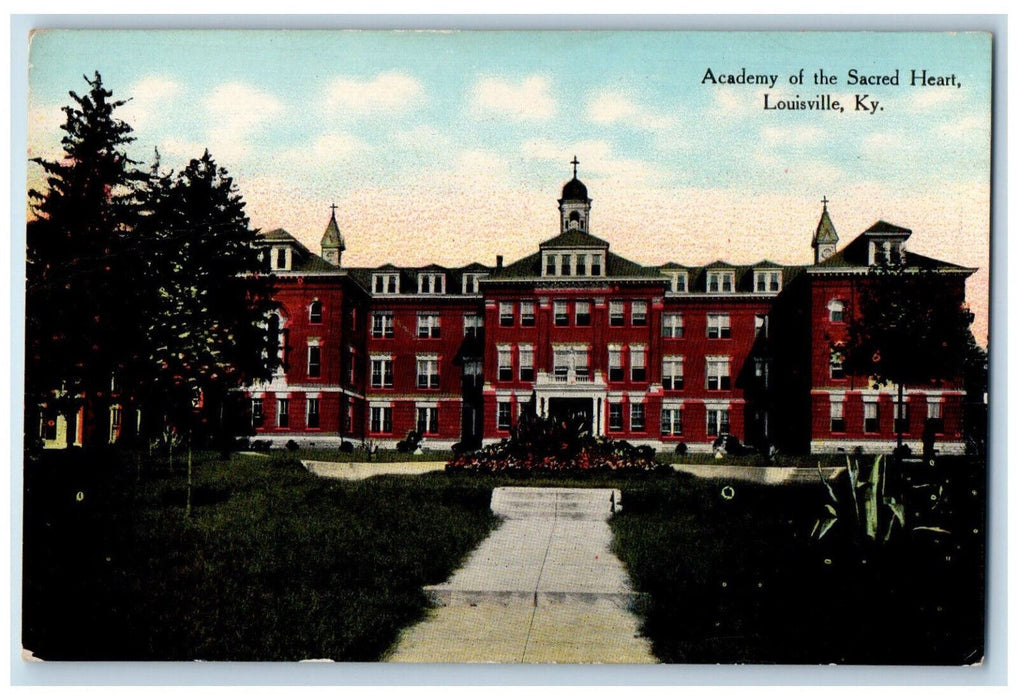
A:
[558, 156, 592, 233]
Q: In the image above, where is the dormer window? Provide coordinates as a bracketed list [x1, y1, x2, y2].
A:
[462, 273, 485, 294]
[561, 255, 572, 276]
[272, 246, 291, 271]
[591, 254, 603, 276]
[754, 270, 782, 293]
[870, 240, 906, 266]
[666, 271, 688, 293]
[418, 273, 445, 294]
[545, 254, 557, 276]
[707, 271, 734, 293]
[373, 273, 399, 295]
[576, 254, 587, 276]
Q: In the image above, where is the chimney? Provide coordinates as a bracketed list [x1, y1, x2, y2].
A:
[496, 255, 503, 270]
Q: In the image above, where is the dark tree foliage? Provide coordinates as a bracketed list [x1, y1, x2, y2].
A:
[134, 150, 278, 443]
[840, 264, 975, 446]
[26, 72, 277, 450]
[26, 72, 148, 445]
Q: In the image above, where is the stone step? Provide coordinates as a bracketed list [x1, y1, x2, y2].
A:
[490, 487, 621, 520]
[424, 587, 645, 608]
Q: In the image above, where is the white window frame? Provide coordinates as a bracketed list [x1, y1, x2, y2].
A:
[416, 405, 439, 435]
[416, 312, 441, 339]
[463, 313, 483, 339]
[830, 399, 845, 433]
[520, 301, 536, 326]
[707, 313, 731, 339]
[663, 355, 684, 390]
[661, 404, 683, 436]
[630, 402, 646, 431]
[553, 300, 569, 326]
[370, 355, 394, 389]
[631, 300, 648, 326]
[417, 272, 446, 295]
[497, 345, 513, 382]
[370, 404, 393, 433]
[828, 299, 846, 323]
[518, 344, 535, 382]
[706, 356, 731, 391]
[630, 345, 647, 382]
[499, 301, 514, 326]
[708, 270, 734, 294]
[372, 311, 394, 338]
[609, 300, 624, 326]
[662, 313, 684, 338]
[497, 401, 512, 431]
[416, 355, 440, 389]
[372, 273, 399, 295]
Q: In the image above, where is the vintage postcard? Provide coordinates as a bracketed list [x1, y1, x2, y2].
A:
[20, 28, 991, 670]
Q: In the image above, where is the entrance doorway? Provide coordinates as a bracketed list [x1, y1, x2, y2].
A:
[547, 397, 594, 434]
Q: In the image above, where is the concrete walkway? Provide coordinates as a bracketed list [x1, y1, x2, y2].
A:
[671, 463, 844, 485]
[302, 460, 446, 480]
[386, 487, 656, 664]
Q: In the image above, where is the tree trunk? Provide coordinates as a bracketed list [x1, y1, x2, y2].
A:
[896, 382, 905, 449]
[186, 432, 193, 519]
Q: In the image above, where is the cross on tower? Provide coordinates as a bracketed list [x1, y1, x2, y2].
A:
[571, 156, 579, 178]
[821, 195, 829, 211]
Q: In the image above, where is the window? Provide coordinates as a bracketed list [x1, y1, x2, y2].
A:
[755, 270, 782, 292]
[417, 313, 441, 338]
[307, 344, 321, 378]
[927, 400, 944, 433]
[553, 347, 570, 380]
[574, 347, 590, 380]
[630, 346, 646, 382]
[671, 271, 688, 293]
[560, 255, 572, 276]
[576, 254, 587, 276]
[608, 347, 623, 382]
[554, 300, 568, 326]
[346, 347, 356, 384]
[497, 401, 512, 431]
[830, 350, 845, 380]
[830, 400, 845, 432]
[417, 406, 438, 435]
[499, 302, 514, 326]
[462, 273, 484, 294]
[661, 406, 683, 436]
[274, 247, 288, 270]
[706, 408, 730, 436]
[343, 399, 353, 433]
[309, 300, 323, 324]
[662, 313, 684, 338]
[463, 314, 483, 339]
[372, 312, 394, 338]
[575, 300, 591, 326]
[372, 273, 399, 294]
[864, 401, 879, 433]
[631, 301, 648, 326]
[463, 359, 483, 388]
[608, 402, 623, 431]
[706, 357, 731, 390]
[370, 357, 393, 388]
[418, 273, 445, 295]
[707, 314, 731, 339]
[829, 299, 845, 323]
[277, 398, 290, 428]
[754, 358, 771, 388]
[609, 300, 624, 326]
[417, 356, 440, 389]
[370, 406, 393, 433]
[708, 271, 734, 293]
[545, 254, 557, 276]
[663, 356, 684, 390]
[894, 401, 910, 434]
[591, 254, 603, 276]
[520, 301, 535, 326]
[630, 403, 646, 431]
[498, 346, 513, 381]
[519, 345, 534, 381]
[306, 398, 320, 429]
[251, 399, 264, 427]
[755, 314, 769, 338]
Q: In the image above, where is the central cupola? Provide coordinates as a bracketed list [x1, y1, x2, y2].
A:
[558, 156, 592, 233]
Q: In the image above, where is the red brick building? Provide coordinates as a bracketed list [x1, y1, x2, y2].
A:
[244, 169, 974, 454]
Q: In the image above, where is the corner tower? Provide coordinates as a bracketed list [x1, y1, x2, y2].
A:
[812, 196, 839, 264]
[321, 203, 346, 266]
[558, 156, 592, 233]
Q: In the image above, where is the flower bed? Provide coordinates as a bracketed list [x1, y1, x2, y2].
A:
[446, 412, 668, 475]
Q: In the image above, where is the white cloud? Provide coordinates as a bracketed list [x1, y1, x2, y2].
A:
[392, 124, 454, 154]
[204, 82, 284, 163]
[522, 138, 665, 183]
[586, 91, 675, 131]
[119, 76, 180, 132]
[26, 102, 66, 161]
[323, 72, 424, 115]
[277, 133, 369, 171]
[469, 76, 556, 122]
[935, 115, 988, 139]
[759, 125, 825, 146]
[909, 86, 964, 111]
[705, 88, 759, 121]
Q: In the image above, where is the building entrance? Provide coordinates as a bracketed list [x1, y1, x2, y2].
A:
[547, 397, 594, 434]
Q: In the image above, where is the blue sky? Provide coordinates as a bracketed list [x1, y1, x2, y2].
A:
[26, 30, 992, 341]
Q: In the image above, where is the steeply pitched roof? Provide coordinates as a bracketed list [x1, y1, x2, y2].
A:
[321, 213, 345, 250]
[864, 220, 912, 235]
[256, 228, 339, 272]
[812, 207, 839, 246]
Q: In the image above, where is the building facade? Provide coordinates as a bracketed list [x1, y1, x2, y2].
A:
[245, 168, 974, 454]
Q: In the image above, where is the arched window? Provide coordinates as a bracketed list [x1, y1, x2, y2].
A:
[309, 300, 323, 324]
[828, 299, 845, 323]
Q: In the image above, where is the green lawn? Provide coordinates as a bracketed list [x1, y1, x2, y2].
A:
[611, 458, 986, 664]
[22, 449, 985, 664]
[22, 449, 495, 661]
